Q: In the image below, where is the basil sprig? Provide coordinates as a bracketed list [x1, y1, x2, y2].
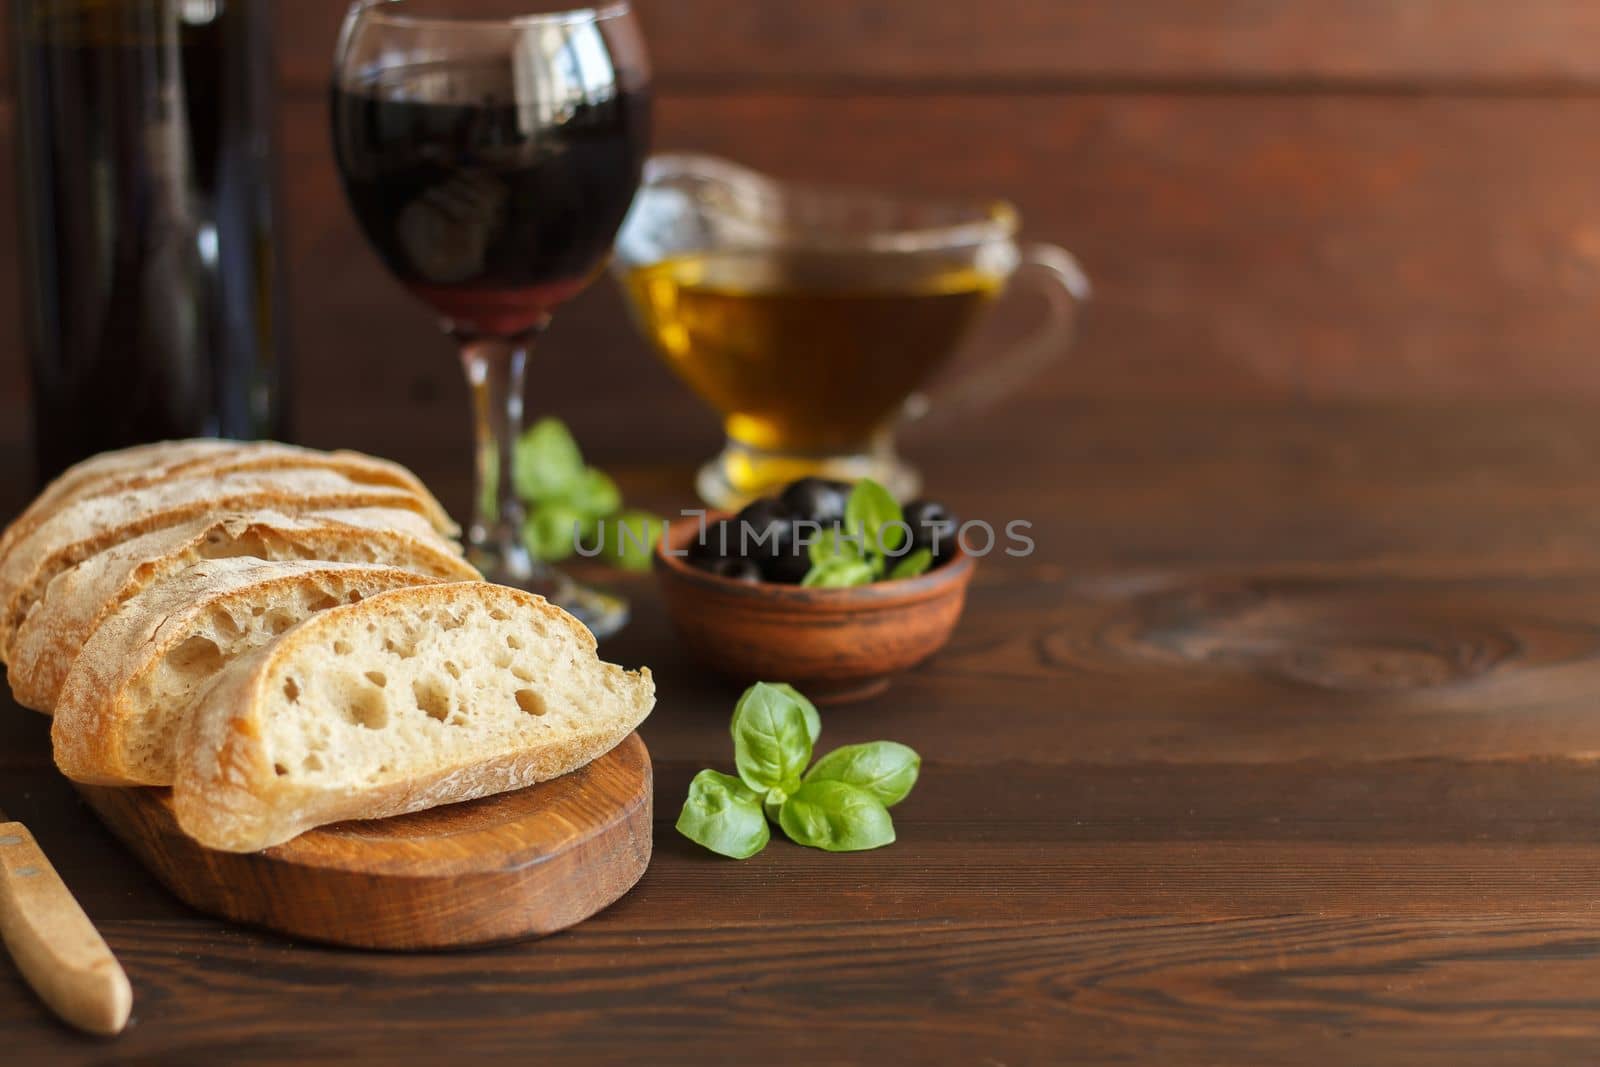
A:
[801, 478, 931, 588]
[512, 417, 661, 571]
[676, 682, 921, 859]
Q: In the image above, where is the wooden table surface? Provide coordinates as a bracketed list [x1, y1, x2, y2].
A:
[10, 399, 1600, 1064]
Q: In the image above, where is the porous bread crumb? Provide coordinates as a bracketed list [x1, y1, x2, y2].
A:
[261, 593, 606, 787]
[51, 559, 441, 786]
[174, 582, 655, 852]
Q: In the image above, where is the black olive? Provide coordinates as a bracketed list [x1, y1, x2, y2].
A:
[779, 477, 851, 525]
[761, 548, 813, 584]
[709, 557, 763, 584]
[734, 497, 795, 559]
[904, 499, 960, 557]
[689, 519, 737, 564]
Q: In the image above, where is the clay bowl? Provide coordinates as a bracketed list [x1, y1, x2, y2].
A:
[653, 515, 976, 704]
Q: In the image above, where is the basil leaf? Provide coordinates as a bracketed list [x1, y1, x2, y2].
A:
[590, 510, 663, 572]
[514, 417, 585, 502]
[522, 504, 583, 562]
[845, 478, 906, 556]
[617, 510, 664, 572]
[808, 526, 864, 568]
[778, 780, 896, 852]
[730, 682, 813, 792]
[770, 683, 821, 743]
[576, 510, 603, 544]
[730, 682, 820, 745]
[805, 741, 921, 807]
[676, 770, 770, 859]
[801, 558, 874, 588]
[566, 466, 622, 518]
[888, 548, 933, 580]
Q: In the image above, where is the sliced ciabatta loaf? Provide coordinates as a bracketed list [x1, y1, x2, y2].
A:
[8, 509, 479, 713]
[173, 583, 655, 853]
[1, 440, 455, 559]
[52, 559, 443, 787]
[0, 468, 456, 653]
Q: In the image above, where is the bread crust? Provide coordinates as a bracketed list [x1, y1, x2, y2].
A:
[51, 560, 443, 787]
[0, 441, 456, 559]
[0, 440, 245, 561]
[7, 510, 479, 713]
[0, 469, 456, 654]
[172, 583, 655, 853]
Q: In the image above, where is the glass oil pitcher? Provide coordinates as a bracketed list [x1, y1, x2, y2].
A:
[614, 153, 1089, 507]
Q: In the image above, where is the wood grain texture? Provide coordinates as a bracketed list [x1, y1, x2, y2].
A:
[72, 734, 651, 950]
[8, 2, 1600, 450]
[10, 916, 1600, 1064]
[7, 404, 1600, 1061]
[16, 2, 1600, 92]
[265, 1, 1600, 89]
[640, 0, 1600, 89]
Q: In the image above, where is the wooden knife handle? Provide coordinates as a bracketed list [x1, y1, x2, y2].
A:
[0, 821, 131, 1036]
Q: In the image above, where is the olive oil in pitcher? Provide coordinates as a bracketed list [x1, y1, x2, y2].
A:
[623, 248, 1001, 455]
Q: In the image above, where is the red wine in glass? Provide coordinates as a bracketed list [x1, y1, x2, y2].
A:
[331, 1, 652, 638]
[332, 62, 651, 336]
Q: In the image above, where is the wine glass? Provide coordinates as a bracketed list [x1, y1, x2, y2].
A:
[331, 0, 651, 637]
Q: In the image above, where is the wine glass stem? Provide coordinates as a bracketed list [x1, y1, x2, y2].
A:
[459, 329, 541, 586]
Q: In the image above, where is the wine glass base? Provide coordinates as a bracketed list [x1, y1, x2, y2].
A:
[473, 551, 630, 641]
[545, 582, 631, 641]
[696, 437, 922, 509]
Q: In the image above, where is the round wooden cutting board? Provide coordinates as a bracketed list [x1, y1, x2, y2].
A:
[74, 733, 652, 950]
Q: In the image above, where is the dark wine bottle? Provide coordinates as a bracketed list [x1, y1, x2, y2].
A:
[11, 0, 288, 485]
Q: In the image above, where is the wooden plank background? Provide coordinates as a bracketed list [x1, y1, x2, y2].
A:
[5, 1, 1600, 480]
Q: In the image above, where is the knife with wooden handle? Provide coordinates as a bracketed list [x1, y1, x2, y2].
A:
[0, 806, 131, 1036]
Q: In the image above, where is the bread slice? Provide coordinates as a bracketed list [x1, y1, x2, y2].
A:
[0, 440, 244, 561]
[51, 559, 443, 787]
[172, 583, 655, 853]
[0, 468, 457, 654]
[7, 510, 479, 713]
[1, 440, 455, 560]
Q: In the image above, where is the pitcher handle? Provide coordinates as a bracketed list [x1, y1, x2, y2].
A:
[904, 243, 1090, 425]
